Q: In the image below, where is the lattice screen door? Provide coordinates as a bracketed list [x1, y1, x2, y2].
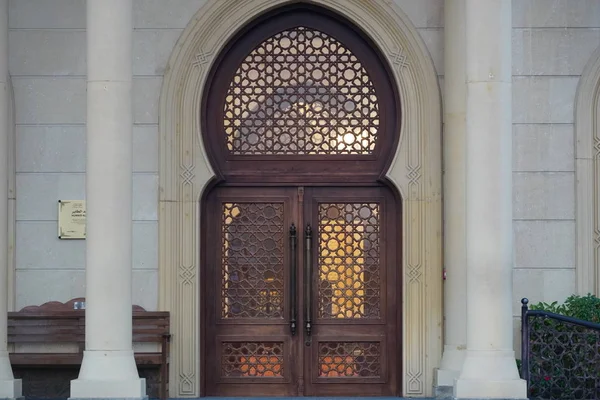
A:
[201, 5, 401, 396]
[204, 186, 398, 396]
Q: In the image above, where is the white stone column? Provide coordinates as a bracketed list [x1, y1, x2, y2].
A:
[435, 0, 467, 390]
[454, 0, 527, 398]
[0, 0, 22, 398]
[70, 0, 145, 398]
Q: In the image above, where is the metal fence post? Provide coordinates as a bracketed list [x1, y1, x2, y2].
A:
[521, 298, 530, 386]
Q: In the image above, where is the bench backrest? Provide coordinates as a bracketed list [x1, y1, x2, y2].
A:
[8, 312, 85, 344]
[132, 312, 170, 343]
[8, 298, 170, 346]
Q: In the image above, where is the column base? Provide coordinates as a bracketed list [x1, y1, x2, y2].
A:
[70, 350, 146, 399]
[453, 350, 527, 399]
[0, 352, 22, 400]
[454, 379, 527, 400]
[435, 344, 466, 387]
[0, 379, 22, 400]
[70, 379, 146, 400]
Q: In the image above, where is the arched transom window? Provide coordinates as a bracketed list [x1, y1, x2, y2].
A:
[224, 26, 380, 155]
[203, 4, 399, 183]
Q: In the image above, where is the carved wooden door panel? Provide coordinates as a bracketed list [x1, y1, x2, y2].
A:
[205, 187, 299, 396]
[302, 187, 398, 396]
[204, 186, 398, 396]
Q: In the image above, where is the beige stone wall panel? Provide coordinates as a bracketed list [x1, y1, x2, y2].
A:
[158, 0, 443, 397]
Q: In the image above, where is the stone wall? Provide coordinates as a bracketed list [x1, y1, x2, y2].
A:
[6, 0, 442, 311]
[510, 0, 600, 355]
[8, 0, 212, 310]
[7, 0, 599, 358]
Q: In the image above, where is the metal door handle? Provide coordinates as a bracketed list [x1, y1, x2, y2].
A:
[304, 224, 313, 342]
[289, 224, 297, 336]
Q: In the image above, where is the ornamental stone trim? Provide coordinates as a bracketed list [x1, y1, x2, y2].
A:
[158, 0, 443, 396]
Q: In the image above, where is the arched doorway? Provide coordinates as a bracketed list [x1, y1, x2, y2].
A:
[200, 4, 401, 396]
[159, 0, 443, 396]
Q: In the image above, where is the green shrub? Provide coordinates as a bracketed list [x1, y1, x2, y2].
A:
[529, 293, 600, 323]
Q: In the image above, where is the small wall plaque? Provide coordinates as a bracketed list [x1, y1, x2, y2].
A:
[58, 200, 86, 239]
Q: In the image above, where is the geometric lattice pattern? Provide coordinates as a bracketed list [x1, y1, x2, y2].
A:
[221, 203, 284, 319]
[318, 342, 381, 378]
[317, 203, 380, 319]
[527, 316, 600, 400]
[221, 342, 284, 378]
[224, 27, 379, 155]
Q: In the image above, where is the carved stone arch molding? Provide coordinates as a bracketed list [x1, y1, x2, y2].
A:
[575, 46, 600, 296]
[158, 0, 443, 397]
[8, 75, 16, 311]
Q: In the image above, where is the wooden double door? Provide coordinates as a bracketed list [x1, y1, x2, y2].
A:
[204, 186, 400, 396]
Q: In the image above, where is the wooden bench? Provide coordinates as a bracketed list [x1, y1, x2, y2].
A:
[8, 298, 170, 400]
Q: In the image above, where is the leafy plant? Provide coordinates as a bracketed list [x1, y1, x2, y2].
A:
[562, 294, 600, 323]
[529, 293, 600, 323]
[529, 300, 568, 315]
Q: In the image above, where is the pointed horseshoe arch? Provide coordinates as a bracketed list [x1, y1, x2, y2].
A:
[575, 46, 600, 296]
[158, 1, 442, 397]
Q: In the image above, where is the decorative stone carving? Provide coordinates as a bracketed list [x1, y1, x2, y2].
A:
[158, 0, 442, 397]
[575, 46, 600, 296]
[7, 76, 15, 311]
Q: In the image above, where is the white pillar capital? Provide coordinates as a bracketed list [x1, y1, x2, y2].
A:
[454, 0, 527, 398]
[70, 0, 145, 398]
[0, 0, 22, 396]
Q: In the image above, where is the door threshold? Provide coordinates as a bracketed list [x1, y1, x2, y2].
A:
[197, 397, 436, 399]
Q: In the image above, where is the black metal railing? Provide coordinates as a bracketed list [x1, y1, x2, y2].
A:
[521, 298, 600, 400]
